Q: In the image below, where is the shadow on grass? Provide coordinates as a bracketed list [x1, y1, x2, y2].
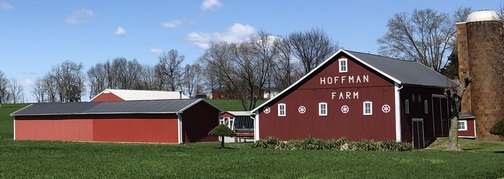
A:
[462, 148, 483, 151]
[493, 151, 504, 153]
[214, 147, 236, 150]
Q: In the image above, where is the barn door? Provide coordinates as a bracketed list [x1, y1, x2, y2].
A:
[432, 95, 449, 137]
[412, 118, 425, 148]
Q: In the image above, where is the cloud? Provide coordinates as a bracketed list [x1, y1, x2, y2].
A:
[161, 20, 182, 28]
[187, 23, 256, 49]
[149, 48, 164, 55]
[0, 1, 13, 10]
[201, 0, 222, 11]
[65, 8, 95, 25]
[114, 26, 127, 36]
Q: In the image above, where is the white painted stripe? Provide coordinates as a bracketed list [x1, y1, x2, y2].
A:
[13, 119, 16, 140]
[254, 113, 260, 141]
[177, 114, 183, 144]
[395, 83, 402, 142]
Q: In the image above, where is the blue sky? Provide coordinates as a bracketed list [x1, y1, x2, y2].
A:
[0, 0, 501, 102]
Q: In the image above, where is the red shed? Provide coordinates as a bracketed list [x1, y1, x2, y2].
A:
[11, 99, 220, 144]
[252, 50, 455, 148]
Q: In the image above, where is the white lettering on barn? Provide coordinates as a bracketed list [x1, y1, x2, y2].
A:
[331, 91, 359, 100]
[320, 75, 369, 85]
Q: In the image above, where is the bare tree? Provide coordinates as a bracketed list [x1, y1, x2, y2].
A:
[183, 63, 202, 98]
[378, 8, 466, 72]
[139, 65, 159, 90]
[0, 71, 9, 104]
[7, 78, 24, 103]
[87, 63, 107, 98]
[272, 37, 302, 91]
[32, 77, 46, 103]
[288, 28, 338, 74]
[155, 49, 184, 91]
[50, 61, 85, 102]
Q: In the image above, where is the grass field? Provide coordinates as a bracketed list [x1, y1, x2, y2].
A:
[1, 103, 504, 178]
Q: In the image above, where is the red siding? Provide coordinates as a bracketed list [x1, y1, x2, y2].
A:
[91, 93, 124, 102]
[182, 102, 219, 143]
[259, 53, 397, 141]
[15, 114, 179, 143]
[458, 119, 476, 138]
[15, 119, 93, 141]
[93, 118, 178, 143]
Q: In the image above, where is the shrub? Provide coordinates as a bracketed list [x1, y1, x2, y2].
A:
[252, 137, 412, 151]
[208, 124, 235, 148]
[489, 119, 504, 137]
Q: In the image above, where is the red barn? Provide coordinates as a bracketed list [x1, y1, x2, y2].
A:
[90, 89, 189, 102]
[252, 50, 455, 148]
[11, 99, 220, 144]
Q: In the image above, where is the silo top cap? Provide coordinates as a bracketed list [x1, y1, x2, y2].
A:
[466, 9, 502, 22]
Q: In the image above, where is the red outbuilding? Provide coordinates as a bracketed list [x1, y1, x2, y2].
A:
[11, 99, 220, 144]
[252, 50, 455, 148]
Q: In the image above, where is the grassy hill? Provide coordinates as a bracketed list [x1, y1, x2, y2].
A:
[206, 99, 266, 111]
[0, 103, 29, 139]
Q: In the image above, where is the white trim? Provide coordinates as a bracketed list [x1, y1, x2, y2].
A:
[394, 83, 402, 142]
[318, 102, 328, 116]
[431, 95, 436, 137]
[177, 113, 183, 144]
[473, 118, 477, 138]
[254, 113, 260, 141]
[458, 120, 468, 131]
[251, 49, 403, 113]
[432, 94, 447, 98]
[278, 103, 286, 117]
[338, 58, 348, 73]
[13, 119, 16, 140]
[363, 101, 372, 115]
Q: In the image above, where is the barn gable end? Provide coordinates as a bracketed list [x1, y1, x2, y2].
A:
[252, 50, 454, 148]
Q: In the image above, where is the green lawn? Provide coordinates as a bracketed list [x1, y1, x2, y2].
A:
[0, 103, 29, 139]
[1, 103, 504, 178]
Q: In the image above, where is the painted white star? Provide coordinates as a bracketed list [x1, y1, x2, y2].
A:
[341, 105, 349, 113]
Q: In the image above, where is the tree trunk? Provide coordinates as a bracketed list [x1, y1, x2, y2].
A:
[447, 115, 461, 151]
[220, 136, 225, 149]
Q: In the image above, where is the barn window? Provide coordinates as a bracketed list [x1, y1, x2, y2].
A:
[278, 103, 286, 116]
[339, 58, 348, 73]
[405, 99, 410, 114]
[363, 101, 372, 115]
[319, 102, 328, 116]
[424, 100, 429, 114]
[458, 120, 467, 131]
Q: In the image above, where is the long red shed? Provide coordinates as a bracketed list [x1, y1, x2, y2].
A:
[11, 99, 220, 144]
[252, 50, 455, 148]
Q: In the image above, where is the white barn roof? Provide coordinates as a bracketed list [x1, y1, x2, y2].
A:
[91, 89, 190, 101]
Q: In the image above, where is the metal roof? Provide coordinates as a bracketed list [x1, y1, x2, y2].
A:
[466, 9, 502, 22]
[346, 50, 455, 88]
[225, 111, 253, 116]
[90, 89, 190, 101]
[11, 99, 211, 117]
[252, 49, 455, 112]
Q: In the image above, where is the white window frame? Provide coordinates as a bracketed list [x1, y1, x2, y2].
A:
[278, 103, 286, 117]
[319, 102, 328, 116]
[405, 99, 410, 114]
[339, 58, 348, 73]
[363, 101, 372, 115]
[424, 100, 428, 114]
[458, 120, 468, 131]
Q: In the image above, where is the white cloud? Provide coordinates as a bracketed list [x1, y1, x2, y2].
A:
[114, 26, 127, 36]
[0, 1, 13, 10]
[187, 23, 256, 49]
[149, 48, 164, 55]
[201, 0, 222, 11]
[65, 8, 95, 25]
[161, 20, 182, 28]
